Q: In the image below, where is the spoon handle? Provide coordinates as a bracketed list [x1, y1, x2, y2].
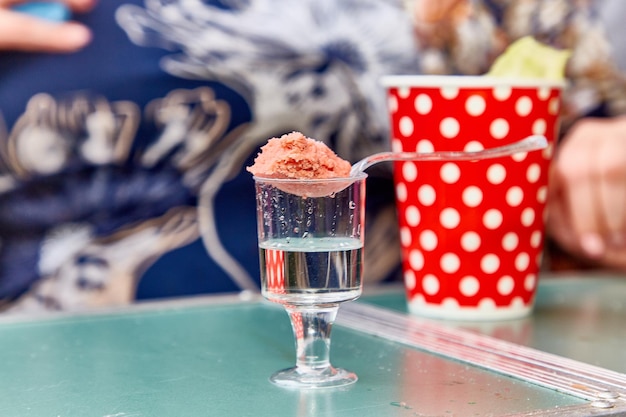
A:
[350, 135, 547, 176]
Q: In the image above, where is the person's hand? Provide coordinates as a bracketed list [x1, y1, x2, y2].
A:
[547, 115, 626, 269]
[0, 0, 96, 52]
[411, 0, 469, 23]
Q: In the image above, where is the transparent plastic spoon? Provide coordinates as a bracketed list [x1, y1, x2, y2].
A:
[350, 134, 548, 176]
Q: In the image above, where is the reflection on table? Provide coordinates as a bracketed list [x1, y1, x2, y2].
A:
[361, 272, 626, 374]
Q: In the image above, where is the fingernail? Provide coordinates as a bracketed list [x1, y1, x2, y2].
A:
[609, 232, 626, 248]
[62, 23, 92, 49]
[580, 233, 605, 257]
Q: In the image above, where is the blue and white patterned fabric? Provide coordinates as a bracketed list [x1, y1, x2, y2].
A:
[0, 0, 419, 312]
[2, 0, 625, 313]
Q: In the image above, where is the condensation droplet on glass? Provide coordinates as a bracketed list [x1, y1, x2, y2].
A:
[302, 231, 309, 238]
[349, 201, 356, 209]
[293, 227, 300, 234]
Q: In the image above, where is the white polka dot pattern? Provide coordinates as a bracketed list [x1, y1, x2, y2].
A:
[402, 162, 418, 182]
[387, 80, 561, 317]
[521, 208, 535, 226]
[466, 95, 486, 116]
[464, 141, 484, 152]
[404, 270, 416, 290]
[440, 163, 460, 184]
[418, 185, 436, 205]
[527, 164, 541, 183]
[459, 276, 480, 296]
[532, 119, 547, 135]
[400, 227, 412, 247]
[497, 276, 515, 296]
[461, 231, 481, 252]
[440, 208, 460, 229]
[391, 138, 403, 153]
[483, 209, 503, 229]
[409, 249, 424, 271]
[502, 232, 519, 252]
[399, 116, 414, 137]
[441, 253, 461, 274]
[487, 164, 506, 184]
[515, 96, 533, 116]
[417, 140, 434, 153]
[493, 85, 511, 101]
[388, 95, 398, 113]
[530, 230, 543, 248]
[441, 86, 459, 99]
[423, 274, 440, 295]
[515, 252, 530, 271]
[462, 186, 483, 207]
[506, 186, 524, 206]
[440, 117, 460, 138]
[536, 186, 547, 203]
[481, 254, 500, 274]
[405, 206, 420, 227]
[511, 151, 527, 162]
[490, 118, 509, 139]
[538, 87, 550, 100]
[396, 182, 407, 202]
[415, 94, 433, 114]
[420, 230, 438, 251]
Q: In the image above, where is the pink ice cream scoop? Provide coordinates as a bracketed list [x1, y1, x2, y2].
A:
[247, 131, 351, 179]
[247, 131, 354, 197]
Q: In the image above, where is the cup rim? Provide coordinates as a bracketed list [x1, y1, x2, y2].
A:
[253, 172, 368, 184]
[381, 75, 567, 89]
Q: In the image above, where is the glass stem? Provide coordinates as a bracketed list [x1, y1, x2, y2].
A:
[286, 305, 339, 374]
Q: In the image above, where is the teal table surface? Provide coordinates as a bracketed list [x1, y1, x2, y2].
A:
[361, 273, 626, 374]
[0, 273, 624, 417]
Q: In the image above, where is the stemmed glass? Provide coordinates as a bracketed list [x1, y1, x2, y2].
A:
[253, 174, 367, 389]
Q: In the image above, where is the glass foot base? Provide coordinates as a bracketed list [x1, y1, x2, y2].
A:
[269, 366, 357, 389]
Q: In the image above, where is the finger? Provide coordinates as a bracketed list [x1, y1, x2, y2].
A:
[596, 135, 626, 247]
[596, 244, 626, 270]
[0, 0, 25, 7]
[0, 9, 91, 52]
[0, 0, 96, 12]
[60, 0, 97, 13]
[573, 185, 605, 257]
[413, 0, 467, 23]
[546, 166, 579, 253]
[555, 124, 605, 257]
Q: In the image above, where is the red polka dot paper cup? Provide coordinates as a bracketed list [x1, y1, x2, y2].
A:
[382, 75, 564, 320]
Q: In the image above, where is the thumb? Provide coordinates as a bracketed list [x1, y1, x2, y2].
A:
[0, 9, 91, 52]
[545, 166, 579, 255]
